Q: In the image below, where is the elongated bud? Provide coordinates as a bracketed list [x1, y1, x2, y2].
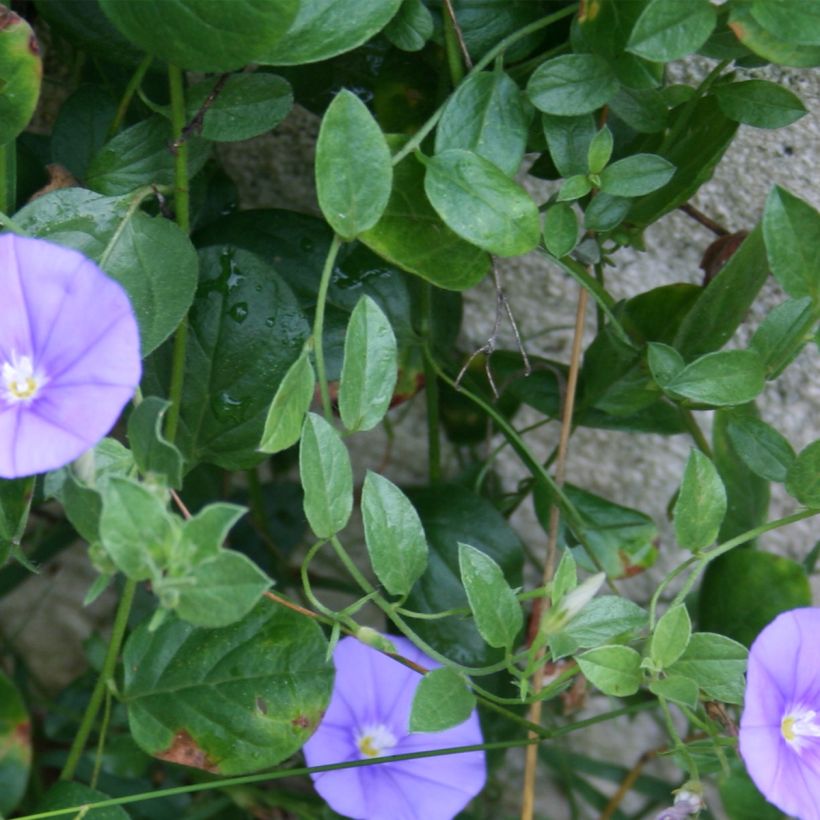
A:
[540, 572, 606, 635]
[355, 626, 398, 655]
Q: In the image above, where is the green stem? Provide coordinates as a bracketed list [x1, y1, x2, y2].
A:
[420, 283, 442, 483]
[0, 142, 15, 215]
[0, 210, 28, 235]
[441, 0, 466, 87]
[681, 409, 712, 458]
[60, 578, 137, 781]
[165, 65, 191, 444]
[658, 695, 698, 780]
[108, 54, 153, 137]
[314, 234, 344, 421]
[391, 4, 578, 166]
[90, 688, 113, 789]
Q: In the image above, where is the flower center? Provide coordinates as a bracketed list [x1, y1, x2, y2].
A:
[355, 724, 397, 759]
[781, 708, 820, 747]
[1, 353, 47, 405]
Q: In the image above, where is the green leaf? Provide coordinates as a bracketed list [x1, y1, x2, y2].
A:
[763, 186, 820, 301]
[435, 70, 532, 177]
[315, 90, 392, 240]
[186, 74, 293, 142]
[423, 148, 540, 257]
[15, 187, 199, 355]
[650, 605, 691, 670]
[299, 413, 353, 538]
[648, 675, 699, 709]
[99, 478, 178, 580]
[458, 542, 523, 649]
[176, 502, 247, 568]
[551, 550, 577, 608]
[142, 245, 310, 469]
[410, 667, 476, 732]
[576, 645, 641, 697]
[384, 0, 434, 52]
[674, 449, 727, 551]
[0, 9, 41, 144]
[584, 193, 631, 233]
[786, 440, 820, 507]
[339, 296, 398, 432]
[541, 113, 597, 177]
[0, 671, 31, 815]
[173, 551, 272, 628]
[0, 478, 30, 551]
[674, 227, 769, 360]
[34, 783, 128, 820]
[599, 154, 675, 197]
[715, 79, 806, 129]
[750, 0, 820, 46]
[527, 55, 619, 116]
[360, 140, 490, 290]
[726, 416, 796, 483]
[608, 86, 668, 134]
[123, 601, 333, 774]
[557, 174, 592, 202]
[99, 0, 297, 71]
[665, 350, 766, 406]
[751, 297, 817, 378]
[86, 116, 211, 196]
[550, 596, 647, 660]
[257, 0, 403, 65]
[403, 485, 523, 666]
[586, 127, 613, 175]
[259, 351, 315, 454]
[361, 471, 428, 597]
[543, 203, 578, 258]
[699, 550, 811, 647]
[647, 342, 685, 387]
[627, 0, 716, 61]
[127, 397, 184, 488]
[728, 4, 820, 67]
[666, 632, 747, 704]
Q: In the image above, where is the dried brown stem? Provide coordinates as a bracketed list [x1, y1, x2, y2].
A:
[442, 0, 473, 68]
[171, 72, 230, 152]
[679, 202, 729, 237]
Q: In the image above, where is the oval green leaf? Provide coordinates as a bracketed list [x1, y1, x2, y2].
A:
[665, 349, 766, 407]
[715, 79, 807, 129]
[627, 0, 717, 61]
[259, 351, 315, 454]
[0, 9, 42, 144]
[543, 203, 579, 258]
[527, 54, 619, 116]
[410, 667, 476, 733]
[599, 154, 676, 198]
[576, 645, 641, 697]
[0, 671, 31, 815]
[673, 449, 727, 551]
[786, 440, 820, 507]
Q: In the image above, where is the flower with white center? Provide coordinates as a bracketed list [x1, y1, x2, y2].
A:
[0, 233, 141, 478]
[739, 608, 820, 820]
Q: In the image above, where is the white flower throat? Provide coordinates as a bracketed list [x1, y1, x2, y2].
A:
[781, 707, 820, 749]
[2, 352, 47, 404]
[355, 724, 397, 758]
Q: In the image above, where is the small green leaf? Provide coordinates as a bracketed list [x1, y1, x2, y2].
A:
[557, 174, 592, 202]
[0, 10, 42, 144]
[599, 154, 675, 197]
[34, 783, 128, 820]
[750, 297, 817, 379]
[338, 296, 397, 432]
[715, 79, 806, 129]
[674, 449, 727, 551]
[542, 113, 597, 177]
[458, 542, 523, 649]
[649, 675, 699, 709]
[609, 86, 668, 134]
[410, 667, 476, 732]
[587, 127, 614, 175]
[299, 413, 353, 538]
[384, 0, 434, 52]
[316, 90, 393, 240]
[527, 54, 619, 116]
[650, 605, 691, 670]
[424, 149, 540, 256]
[259, 351, 315, 454]
[576, 645, 642, 697]
[727, 416, 796, 483]
[666, 632, 747, 704]
[0, 671, 31, 815]
[127, 397, 184, 488]
[749, 0, 820, 47]
[763, 186, 820, 301]
[647, 342, 685, 388]
[628, 0, 717, 61]
[361, 471, 428, 597]
[786, 440, 820, 507]
[99, 478, 179, 580]
[173, 551, 272, 628]
[0, 478, 31, 551]
[543, 203, 578, 258]
[176, 503, 247, 568]
[665, 349, 766, 407]
[584, 193, 631, 232]
[186, 73, 293, 142]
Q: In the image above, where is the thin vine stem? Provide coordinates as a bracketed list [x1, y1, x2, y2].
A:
[107, 54, 153, 137]
[314, 234, 343, 421]
[420, 283, 442, 482]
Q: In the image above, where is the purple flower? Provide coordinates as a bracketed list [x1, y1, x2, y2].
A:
[0, 234, 141, 478]
[739, 608, 820, 820]
[303, 635, 487, 820]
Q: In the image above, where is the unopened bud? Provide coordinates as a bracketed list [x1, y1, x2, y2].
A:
[355, 627, 397, 655]
[540, 572, 606, 635]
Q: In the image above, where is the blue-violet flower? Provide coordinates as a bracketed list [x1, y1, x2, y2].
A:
[303, 635, 487, 820]
[0, 233, 141, 478]
[739, 607, 820, 820]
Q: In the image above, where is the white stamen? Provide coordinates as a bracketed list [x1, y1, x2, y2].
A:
[781, 707, 820, 748]
[355, 724, 398, 758]
[1, 352, 47, 405]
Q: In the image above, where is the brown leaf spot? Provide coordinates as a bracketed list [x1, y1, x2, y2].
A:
[256, 697, 268, 715]
[291, 714, 312, 730]
[700, 231, 748, 285]
[728, 21, 745, 40]
[0, 9, 21, 29]
[29, 33, 40, 56]
[14, 721, 31, 746]
[155, 730, 219, 773]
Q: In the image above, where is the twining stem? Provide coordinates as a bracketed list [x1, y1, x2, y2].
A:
[521, 287, 588, 820]
[108, 54, 153, 137]
[60, 578, 137, 781]
[0, 141, 15, 215]
[420, 283, 442, 482]
[313, 234, 344, 421]
[165, 65, 191, 444]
